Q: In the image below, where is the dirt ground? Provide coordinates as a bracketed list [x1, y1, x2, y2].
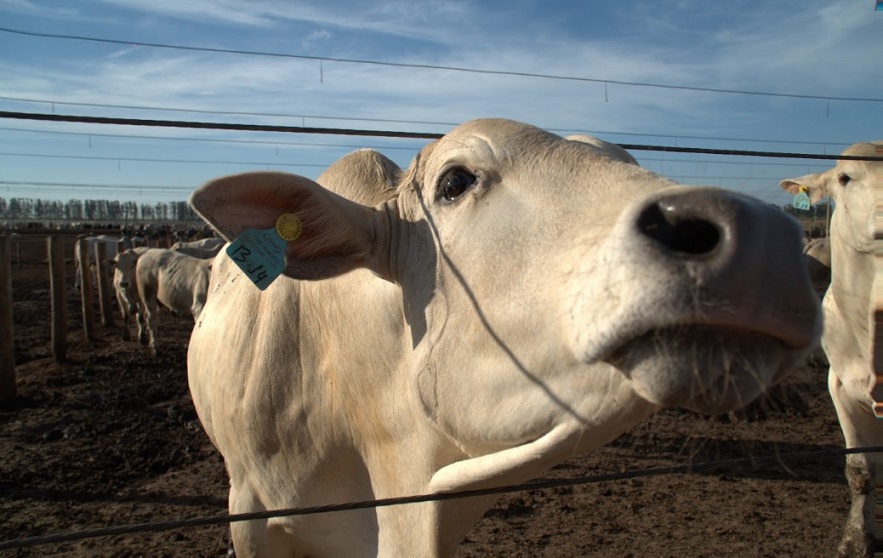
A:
[0, 231, 854, 557]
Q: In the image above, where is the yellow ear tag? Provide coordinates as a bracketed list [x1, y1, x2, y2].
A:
[275, 213, 302, 241]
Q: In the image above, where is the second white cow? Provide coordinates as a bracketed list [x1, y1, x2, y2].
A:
[189, 119, 821, 557]
[780, 140, 883, 558]
[73, 234, 121, 290]
[110, 246, 153, 342]
[136, 248, 212, 355]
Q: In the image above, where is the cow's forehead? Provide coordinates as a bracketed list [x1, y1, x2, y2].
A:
[411, 119, 585, 179]
[444, 118, 553, 140]
[827, 142, 883, 181]
[840, 141, 883, 159]
[836, 141, 883, 167]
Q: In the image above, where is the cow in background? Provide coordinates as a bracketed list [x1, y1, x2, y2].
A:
[780, 140, 883, 558]
[135, 248, 212, 355]
[73, 234, 119, 290]
[109, 247, 153, 342]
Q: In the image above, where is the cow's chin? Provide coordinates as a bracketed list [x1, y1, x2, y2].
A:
[608, 326, 788, 415]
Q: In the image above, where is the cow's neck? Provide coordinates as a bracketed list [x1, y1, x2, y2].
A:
[826, 232, 874, 362]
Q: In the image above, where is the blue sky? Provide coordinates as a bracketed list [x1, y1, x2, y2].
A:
[1, 0, 881, 207]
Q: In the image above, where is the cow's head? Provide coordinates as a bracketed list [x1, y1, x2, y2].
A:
[780, 141, 882, 254]
[110, 249, 140, 291]
[191, 119, 820, 486]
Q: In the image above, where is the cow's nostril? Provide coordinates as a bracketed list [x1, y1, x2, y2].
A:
[637, 203, 720, 255]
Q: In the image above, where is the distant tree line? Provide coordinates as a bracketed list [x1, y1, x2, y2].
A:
[0, 197, 200, 223]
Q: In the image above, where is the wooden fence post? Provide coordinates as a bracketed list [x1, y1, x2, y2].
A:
[48, 236, 68, 363]
[0, 235, 15, 401]
[78, 237, 97, 343]
[95, 242, 115, 328]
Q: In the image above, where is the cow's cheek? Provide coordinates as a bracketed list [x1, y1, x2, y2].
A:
[410, 325, 579, 456]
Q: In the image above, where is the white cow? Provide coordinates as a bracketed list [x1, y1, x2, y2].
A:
[73, 234, 121, 289]
[188, 119, 821, 558]
[136, 248, 212, 355]
[171, 236, 225, 259]
[110, 247, 153, 342]
[780, 140, 883, 558]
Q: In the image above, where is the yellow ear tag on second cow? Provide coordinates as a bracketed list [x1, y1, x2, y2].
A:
[275, 213, 302, 241]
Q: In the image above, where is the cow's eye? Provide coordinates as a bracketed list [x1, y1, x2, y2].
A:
[438, 167, 476, 202]
[838, 172, 851, 186]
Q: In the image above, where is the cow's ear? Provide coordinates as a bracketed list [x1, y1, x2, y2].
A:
[779, 176, 827, 204]
[189, 171, 391, 281]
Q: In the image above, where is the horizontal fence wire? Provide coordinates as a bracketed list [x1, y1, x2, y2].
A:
[1, 110, 882, 161]
[0, 110, 442, 140]
[1, 445, 881, 551]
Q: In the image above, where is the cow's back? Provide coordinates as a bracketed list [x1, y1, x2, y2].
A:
[190, 148, 401, 448]
[137, 249, 211, 317]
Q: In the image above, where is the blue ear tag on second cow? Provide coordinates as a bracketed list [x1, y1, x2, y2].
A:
[792, 188, 811, 211]
[226, 213, 302, 291]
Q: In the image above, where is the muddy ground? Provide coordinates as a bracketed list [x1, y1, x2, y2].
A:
[0, 231, 852, 557]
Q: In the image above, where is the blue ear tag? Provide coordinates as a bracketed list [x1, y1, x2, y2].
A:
[792, 188, 811, 211]
[226, 213, 302, 291]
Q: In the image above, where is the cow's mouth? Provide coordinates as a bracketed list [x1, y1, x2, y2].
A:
[606, 325, 790, 414]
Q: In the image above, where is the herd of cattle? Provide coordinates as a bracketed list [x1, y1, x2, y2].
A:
[69, 120, 879, 558]
[74, 234, 223, 354]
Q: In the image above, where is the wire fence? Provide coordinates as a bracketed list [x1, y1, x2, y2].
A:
[1, 445, 879, 551]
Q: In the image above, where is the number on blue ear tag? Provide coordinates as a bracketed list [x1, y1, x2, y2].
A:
[226, 227, 287, 291]
[792, 191, 811, 211]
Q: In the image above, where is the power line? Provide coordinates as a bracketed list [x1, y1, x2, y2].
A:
[0, 127, 836, 168]
[0, 97, 860, 148]
[0, 151, 329, 168]
[662, 175, 787, 181]
[0, 110, 443, 139]
[0, 95, 458, 128]
[637, 156, 829, 168]
[2, 26, 882, 104]
[2, 111, 881, 162]
[0, 125, 422, 152]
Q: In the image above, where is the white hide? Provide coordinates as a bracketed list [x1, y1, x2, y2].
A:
[780, 140, 883, 558]
[189, 119, 821, 558]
